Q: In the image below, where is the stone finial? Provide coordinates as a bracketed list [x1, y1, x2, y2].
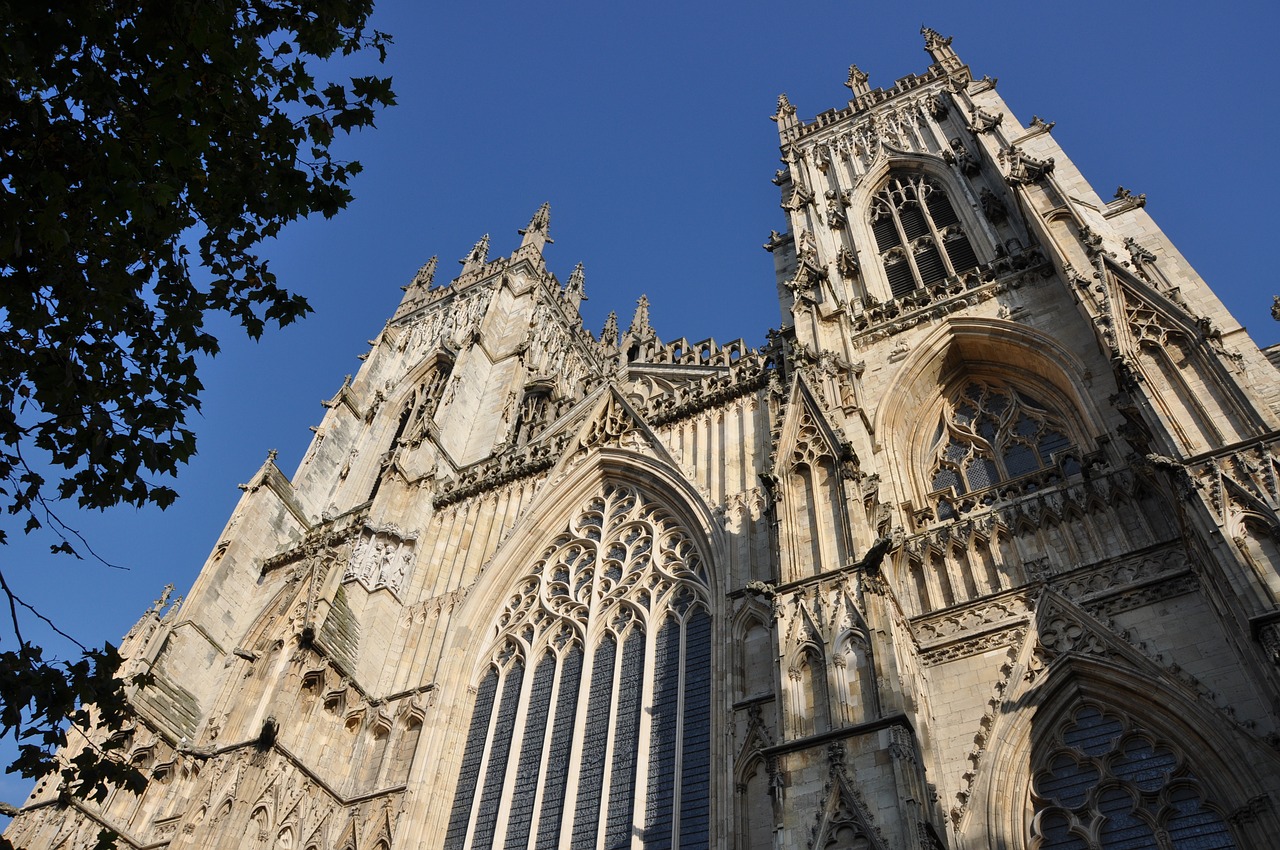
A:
[629, 294, 653, 339]
[922, 26, 964, 71]
[460, 233, 490, 271]
[601, 311, 619, 347]
[410, 256, 437, 289]
[772, 93, 799, 134]
[845, 64, 871, 100]
[152, 583, 175, 613]
[921, 26, 954, 56]
[564, 262, 586, 311]
[518, 202, 553, 253]
[1272, 296, 1280, 322]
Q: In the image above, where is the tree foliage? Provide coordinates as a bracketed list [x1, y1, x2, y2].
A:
[0, 0, 394, 829]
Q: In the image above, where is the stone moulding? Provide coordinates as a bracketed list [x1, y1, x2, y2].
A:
[850, 249, 1053, 344]
[431, 354, 772, 508]
[913, 544, 1196, 666]
[779, 63, 960, 144]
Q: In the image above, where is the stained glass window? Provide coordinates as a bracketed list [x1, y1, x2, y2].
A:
[929, 379, 1077, 518]
[447, 483, 712, 849]
[1032, 703, 1237, 850]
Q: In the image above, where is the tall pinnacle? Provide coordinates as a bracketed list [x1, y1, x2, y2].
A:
[629, 294, 653, 339]
[410, 256, 438, 289]
[460, 233, 490, 272]
[921, 26, 960, 67]
[601, 311, 619, 348]
[564, 262, 586, 311]
[845, 64, 871, 101]
[518, 202, 553, 253]
[772, 93, 799, 136]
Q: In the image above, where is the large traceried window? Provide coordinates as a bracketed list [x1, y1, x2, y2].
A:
[1032, 703, 1238, 850]
[928, 378, 1079, 520]
[869, 172, 980, 299]
[446, 483, 712, 850]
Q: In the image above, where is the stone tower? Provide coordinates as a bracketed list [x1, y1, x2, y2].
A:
[8, 29, 1280, 850]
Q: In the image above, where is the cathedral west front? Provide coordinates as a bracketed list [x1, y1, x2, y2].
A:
[8, 28, 1280, 850]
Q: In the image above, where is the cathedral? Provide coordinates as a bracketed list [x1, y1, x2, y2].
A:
[9, 27, 1280, 850]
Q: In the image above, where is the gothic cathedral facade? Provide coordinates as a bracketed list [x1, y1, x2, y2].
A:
[9, 29, 1280, 850]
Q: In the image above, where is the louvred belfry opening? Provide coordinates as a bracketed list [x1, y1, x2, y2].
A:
[445, 483, 712, 849]
[869, 172, 979, 298]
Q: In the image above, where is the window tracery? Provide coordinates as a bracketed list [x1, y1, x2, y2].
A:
[927, 379, 1078, 520]
[446, 483, 712, 849]
[869, 173, 979, 299]
[1032, 703, 1238, 850]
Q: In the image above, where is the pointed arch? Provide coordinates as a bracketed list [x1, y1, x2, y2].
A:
[847, 154, 995, 302]
[773, 378, 854, 582]
[969, 652, 1280, 850]
[428, 450, 725, 848]
[732, 599, 776, 702]
[876, 319, 1103, 530]
[733, 752, 775, 850]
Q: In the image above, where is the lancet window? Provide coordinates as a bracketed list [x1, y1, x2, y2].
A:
[869, 172, 979, 298]
[445, 483, 712, 850]
[513, 386, 555, 445]
[928, 379, 1077, 520]
[1032, 703, 1238, 849]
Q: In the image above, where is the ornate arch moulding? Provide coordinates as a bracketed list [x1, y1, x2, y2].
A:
[873, 317, 1106, 458]
[434, 450, 727, 688]
[966, 656, 1280, 849]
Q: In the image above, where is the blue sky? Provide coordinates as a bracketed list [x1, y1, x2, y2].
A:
[2, 0, 1278, 809]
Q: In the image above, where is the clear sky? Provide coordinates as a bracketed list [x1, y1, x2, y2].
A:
[2, 0, 1278, 810]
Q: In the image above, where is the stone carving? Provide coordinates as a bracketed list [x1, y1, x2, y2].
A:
[968, 106, 1003, 134]
[808, 747, 888, 850]
[819, 100, 932, 174]
[914, 593, 1032, 644]
[1113, 184, 1147, 208]
[1001, 144, 1055, 183]
[784, 181, 814, 212]
[943, 137, 980, 176]
[824, 189, 850, 228]
[979, 187, 1007, 224]
[920, 626, 1024, 667]
[577, 392, 652, 454]
[836, 246, 859, 279]
[345, 527, 416, 595]
[401, 287, 493, 354]
[1027, 115, 1054, 133]
[850, 244, 1051, 340]
[928, 92, 949, 120]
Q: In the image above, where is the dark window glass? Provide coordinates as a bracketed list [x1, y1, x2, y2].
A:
[570, 638, 617, 848]
[472, 663, 525, 850]
[445, 667, 499, 848]
[871, 173, 979, 297]
[535, 646, 583, 850]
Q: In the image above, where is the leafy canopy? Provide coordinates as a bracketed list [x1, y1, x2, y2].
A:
[0, 0, 393, 820]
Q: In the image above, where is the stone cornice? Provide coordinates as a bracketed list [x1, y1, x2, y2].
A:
[850, 248, 1053, 344]
[778, 63, 964, 145]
